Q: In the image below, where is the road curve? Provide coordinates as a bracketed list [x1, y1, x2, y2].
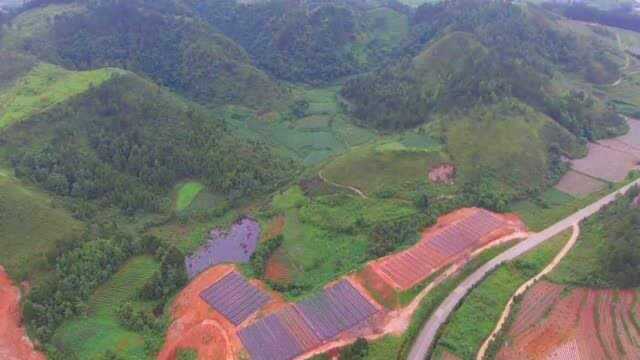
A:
[407, 178, 640, 360]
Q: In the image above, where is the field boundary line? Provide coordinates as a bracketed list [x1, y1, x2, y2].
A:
[318, 170, 368, 199]
[475, 223, 580, 360]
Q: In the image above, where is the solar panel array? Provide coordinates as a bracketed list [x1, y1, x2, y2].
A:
[296, 280, 378, 341]
[199, 271, 270, 326]
[239, 280, 378, 360]
[238, 306, 320, 360]
[374, 209, 508, 289]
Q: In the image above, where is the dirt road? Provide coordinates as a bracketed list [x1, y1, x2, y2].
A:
[318, 170, 368, 199]
[407, 178, 640, 360]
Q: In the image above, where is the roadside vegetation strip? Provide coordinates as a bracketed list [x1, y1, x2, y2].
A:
[476, 224, 579, 359]
[393, 242, 518, 360]
[175, 181, 204, 211]
[431, 230, 571, 359]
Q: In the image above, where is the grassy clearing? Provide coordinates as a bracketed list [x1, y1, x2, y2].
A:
[174, 181, 204, 212]
[52, 256, 159, 359]
[432, 231, 571, 359]
[0, 63, 118, 130]
[322, 140, 449, 198]
[268, 185, 418, 298]
[0, 170, 82, 280]
[510, 187, 602, 231]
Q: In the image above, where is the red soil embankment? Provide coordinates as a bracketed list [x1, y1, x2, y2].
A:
[0, 266, 45, 360]
[497, 283, 640, 360]
[158, 265, 241, 360]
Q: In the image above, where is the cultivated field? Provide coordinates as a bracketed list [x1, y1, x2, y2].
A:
[52, 256, 159, 360]
[174, 181, 204, 212]
[571, 142, 638, 182]
[554, 170, 606, 197]
[496, 282, 640, 359]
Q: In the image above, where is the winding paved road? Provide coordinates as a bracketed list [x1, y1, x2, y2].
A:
[407, 178, 640, 360]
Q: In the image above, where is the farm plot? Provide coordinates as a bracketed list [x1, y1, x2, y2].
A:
[571, 142, 639, 182]
[238, 279, 379, 360]
[554, 170, 606, 197]
[185, 218, 260, 279]
[200, 271, 270, 326]
[496, 284, 640, 360]
[367, 208, 520, 290]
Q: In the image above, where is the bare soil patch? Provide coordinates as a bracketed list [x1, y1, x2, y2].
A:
[554, 170, 606, 197]
[496, 284, 640, 359]
[571, 142, 638, 182]
[0, 266, 45, 360]
[428, 163, 456, 184]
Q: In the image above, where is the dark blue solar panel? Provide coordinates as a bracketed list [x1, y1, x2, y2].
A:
[200, 271, 269, 325]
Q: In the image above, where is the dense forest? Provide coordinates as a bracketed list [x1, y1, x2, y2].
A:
[4, 73, 297, 214]
[191, 0, 410, 84]
[342, 0, 624, 133]
[4, 0, 286, 108]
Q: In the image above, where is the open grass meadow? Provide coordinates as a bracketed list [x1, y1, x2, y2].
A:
[0, 169, 82, 280]
[174, 181, 204, 212]
[0, 63, 119, 130]
[321, 135, 449, 198]
[431, 231, 571, 360]
[547, 213, 615, 287]
[52, 256, 160, 359]
[510, 187, 607, 232]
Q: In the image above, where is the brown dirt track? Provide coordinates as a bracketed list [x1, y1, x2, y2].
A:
[0, 266, 45, 360]
[496, 282, 640, 360]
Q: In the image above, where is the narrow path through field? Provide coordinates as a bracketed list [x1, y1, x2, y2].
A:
[475, 223, 580, 360]
[318, 170, 368, 199]
[407, 178, 640, 360]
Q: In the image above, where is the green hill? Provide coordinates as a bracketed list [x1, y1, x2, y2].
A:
[342, 1, 626, 137]
[1, 67, 297, 214]
[193, 0, 412, 84]
[2, 0, 286, 109]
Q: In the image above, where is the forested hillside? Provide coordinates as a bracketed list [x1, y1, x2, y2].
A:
[1, 68, 297, 214]
[1, 0, 286, 108]
[192, 0, 411, 83]
[342, 0, 625, 134]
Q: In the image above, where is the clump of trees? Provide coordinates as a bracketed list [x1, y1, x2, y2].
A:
[250, 235, 284, 277]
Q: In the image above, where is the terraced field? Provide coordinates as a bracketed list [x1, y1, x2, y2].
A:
[496, 283, 640, 359]
[52, 256, 159, 359]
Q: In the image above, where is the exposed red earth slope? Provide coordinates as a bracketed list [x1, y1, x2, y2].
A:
[0, 266, 45, 360]
[498, 281, 640, 360]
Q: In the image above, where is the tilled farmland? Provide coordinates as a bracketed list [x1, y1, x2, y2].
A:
[238, 279, 379, 360]
[366, 208, 522, 290]
[497, 281, 640, 359]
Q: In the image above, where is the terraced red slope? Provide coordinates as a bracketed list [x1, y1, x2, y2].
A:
[367, 208, 523, 290]
[497, 283, 640, 360]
